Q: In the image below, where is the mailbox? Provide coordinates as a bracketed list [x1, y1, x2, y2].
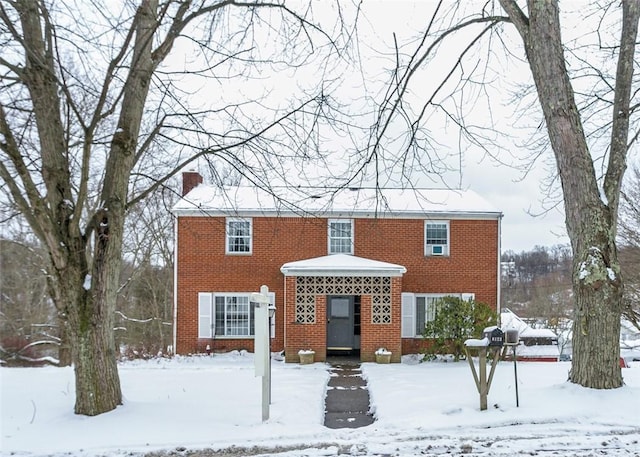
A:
[504, 329, 519, 346]
[483, 327, 504, 347]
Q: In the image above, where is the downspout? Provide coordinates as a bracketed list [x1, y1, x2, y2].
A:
[282, 274, 287, 356]
[497, 214, 503, 323]
[172, 213, 178, 356]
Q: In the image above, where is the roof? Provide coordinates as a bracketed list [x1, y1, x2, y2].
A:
[501, 309, 558, 339]
[172, 185, 502, 219]
[280, 254, 407, 277]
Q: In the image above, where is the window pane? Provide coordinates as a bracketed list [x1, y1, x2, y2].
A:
[215, 296, 225, 336]
[228, 220, 251, 253]
[416, 297, 426, 335]
[426, 223, 447, 245]
[426, 297, 439, 322]
[329, 220, 352, 254]
[225, 296, 250, 336]
[216, 295, 252, 336]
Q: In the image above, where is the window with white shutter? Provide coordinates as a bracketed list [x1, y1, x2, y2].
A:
[402, 292, 475, 337]
[198, 292, 276, 338]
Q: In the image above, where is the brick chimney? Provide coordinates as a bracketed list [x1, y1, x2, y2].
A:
[182, 170, 203, 196]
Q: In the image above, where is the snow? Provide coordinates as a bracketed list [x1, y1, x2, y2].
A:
[281, 254, 406, 277]
[2, 352, 639, 457]
[82, 274, 91, 291]
[172, 185, 502, 219]
[464, 337, 489, 347]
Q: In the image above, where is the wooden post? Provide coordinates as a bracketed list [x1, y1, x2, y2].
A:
[464, 341, 506, 411]
[479, 347, 487, 410]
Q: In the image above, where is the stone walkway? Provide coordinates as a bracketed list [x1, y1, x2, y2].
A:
[323, 360, 375, 428]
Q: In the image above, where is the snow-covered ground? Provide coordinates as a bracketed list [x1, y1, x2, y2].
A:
[2, 352, 639, 456]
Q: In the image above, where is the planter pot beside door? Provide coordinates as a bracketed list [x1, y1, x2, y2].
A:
[298, 351, 315, 365]
[375, 352, 392, 364]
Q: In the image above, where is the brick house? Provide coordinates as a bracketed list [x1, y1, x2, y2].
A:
[172, 171, 502, 362]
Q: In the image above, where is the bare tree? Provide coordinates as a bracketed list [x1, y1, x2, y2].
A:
[0, 0, 350, 415]
[116, 185, 176, 357]
[620, 164, 640, 328]
[0, 233, 57, 365]
[365, 1, 638, 388]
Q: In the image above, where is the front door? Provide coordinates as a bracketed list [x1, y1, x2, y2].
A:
[327, 296, 354, 350]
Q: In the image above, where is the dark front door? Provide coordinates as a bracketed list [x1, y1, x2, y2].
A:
[327, 296, 354, 350]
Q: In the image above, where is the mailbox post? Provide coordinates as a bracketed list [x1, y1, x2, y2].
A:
[504, 328, 520, 407]
[464, 326, 506, 411]
[251, 285, 272, 422]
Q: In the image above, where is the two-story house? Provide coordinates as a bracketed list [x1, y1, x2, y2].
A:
[172, 171, 502, 362]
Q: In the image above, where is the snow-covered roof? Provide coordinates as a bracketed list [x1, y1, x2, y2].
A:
[500, 309, 558, 339]
[512, 344, 560, 359]
[280, 254, 407, 277]
[172, 184, 502, 219]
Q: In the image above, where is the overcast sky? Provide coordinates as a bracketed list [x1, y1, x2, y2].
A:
[340, 1, 573, 253]
[180, 1, 629, 253]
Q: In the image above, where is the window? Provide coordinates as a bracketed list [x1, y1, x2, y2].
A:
[199, 292, 275, 338]
[328, 219, 353, 254]
[226, 218, 252, 254]
[401, 292, 474, 337]
[424, 221, 449, 256]
[215, 295, 253, 336]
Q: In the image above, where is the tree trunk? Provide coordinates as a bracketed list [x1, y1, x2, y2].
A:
[498, 0, 632, 388]
[53, 228, 124, 414]
[57, 316, 72, 367]
[71, 318, 122, 415]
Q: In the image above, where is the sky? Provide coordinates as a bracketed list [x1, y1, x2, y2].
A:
[2, 351, 639, 456]
[342, 1, 573, 253]
[182, 0, 581, 253]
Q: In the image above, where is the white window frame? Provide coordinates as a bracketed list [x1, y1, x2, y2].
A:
[198, 292, 275, 339]
[328, 219, 354, 255]
[401, 292, 475, 338]
[424, 220, 450, 256]
[226, 218, 252, 255]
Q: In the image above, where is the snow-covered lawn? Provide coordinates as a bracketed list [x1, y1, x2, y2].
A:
[1, 352, 639, 456]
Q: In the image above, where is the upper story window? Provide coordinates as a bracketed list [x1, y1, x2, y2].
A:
[424, 220, 449, 256]
[328, 219, 353, 254]
[226, 218, 252, 254]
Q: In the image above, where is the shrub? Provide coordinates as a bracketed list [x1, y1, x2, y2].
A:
[422, 297, 497, 361]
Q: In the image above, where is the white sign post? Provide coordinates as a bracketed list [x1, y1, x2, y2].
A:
[251, 285, 271, 422]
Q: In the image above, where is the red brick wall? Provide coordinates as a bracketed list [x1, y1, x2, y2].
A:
[175, 216, 499, 357]
[359, 277, 403, 362]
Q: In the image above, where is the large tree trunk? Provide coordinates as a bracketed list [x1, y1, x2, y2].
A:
[526, 1, 623, 389]
[5, 0, 169, 415]
[498, 0, 639, 388]
[50, 225, 124, 414]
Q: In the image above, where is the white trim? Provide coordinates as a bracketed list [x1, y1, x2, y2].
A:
[280, 254, 406, 277]
[328, 218, 354, 255]
[497, 215, 502, 320]
[225, 217, 253, 255]
[172, 215, 178, 354]
[424, 220, 450, 256]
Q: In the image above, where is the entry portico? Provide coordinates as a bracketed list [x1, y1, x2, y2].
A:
[280, 254, 406, 363]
